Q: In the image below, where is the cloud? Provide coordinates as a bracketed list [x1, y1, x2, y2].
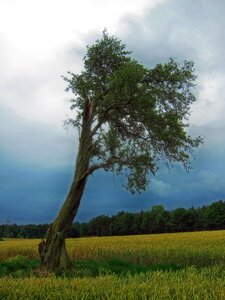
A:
[190, 71, 225, 127]
[0, 0, 225, 223]
[150, 179, 171, 196]
[0, 104, 76, 168]
[117, 0, 225, 143]
[0, 0, 167, 126]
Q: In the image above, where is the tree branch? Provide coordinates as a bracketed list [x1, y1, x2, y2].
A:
[85, 161, 116, 176]
[85, 155, 134, 178]
[91, 99, 131, 137]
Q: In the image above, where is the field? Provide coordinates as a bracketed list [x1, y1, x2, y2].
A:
[1, 230, 225, 299]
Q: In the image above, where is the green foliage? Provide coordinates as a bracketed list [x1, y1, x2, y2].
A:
[63, 30, 203, 193]
[202, 200, 225, 230]
[0, 224, 49, 239]
[89, 215, 111, 236]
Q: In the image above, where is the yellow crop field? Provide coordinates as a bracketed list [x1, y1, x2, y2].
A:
[1, 230, 225, 265]
[1, 230, 225, 299]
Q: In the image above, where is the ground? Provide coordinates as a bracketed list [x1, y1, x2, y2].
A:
[0, 231, 225, 299]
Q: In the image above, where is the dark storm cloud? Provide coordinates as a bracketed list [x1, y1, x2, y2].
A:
[0, 154, 74, 224]
[0, 105, 76, 223]
[77, 138, 225, 222]
[1, 109, 224, 223]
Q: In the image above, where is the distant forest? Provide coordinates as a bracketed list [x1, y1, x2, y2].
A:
[1, 200, 225, 239]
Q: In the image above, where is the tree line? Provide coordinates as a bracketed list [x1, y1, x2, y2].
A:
[1, 200, 225, 239]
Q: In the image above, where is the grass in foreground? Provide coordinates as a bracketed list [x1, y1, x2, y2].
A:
[1, 231, 225, 299]
[1, 264, 225, 299]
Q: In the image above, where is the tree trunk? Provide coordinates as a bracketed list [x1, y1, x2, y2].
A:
[39, 102, 93, 271]
[39, 178, 87, 271]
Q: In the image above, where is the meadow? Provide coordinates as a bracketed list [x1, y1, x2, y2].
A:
[1, 230, 225, 299]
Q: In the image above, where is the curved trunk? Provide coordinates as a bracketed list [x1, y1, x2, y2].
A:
[39, 104, 93, 271]
[39, 177, 87, 270]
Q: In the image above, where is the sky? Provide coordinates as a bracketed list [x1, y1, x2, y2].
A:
[0, 0, 225, 224]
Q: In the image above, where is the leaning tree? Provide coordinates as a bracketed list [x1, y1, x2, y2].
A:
[39, 31, 203, 270]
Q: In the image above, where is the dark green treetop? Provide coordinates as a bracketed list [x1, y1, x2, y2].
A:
[63, 31, 203, 193]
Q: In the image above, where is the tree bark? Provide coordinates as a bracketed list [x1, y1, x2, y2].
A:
[39, 178, 87, 270]
[39, 102, 93, 271]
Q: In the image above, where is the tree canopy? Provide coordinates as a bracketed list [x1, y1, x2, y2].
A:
[64, 30, 203, 193]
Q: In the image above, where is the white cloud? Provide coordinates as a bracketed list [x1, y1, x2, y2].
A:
[0, 0, 163, 126]
[0, 0, 156, 56]
[190, 72, 225, 126]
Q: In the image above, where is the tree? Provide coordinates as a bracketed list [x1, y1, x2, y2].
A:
[89, 215, 111, 236]
[150, 205, 168, 233]
[170, 208, 190, 232]
[110, 211, 133, 235]
[202, 200, 225, 230]
[39, 30, 203, 270]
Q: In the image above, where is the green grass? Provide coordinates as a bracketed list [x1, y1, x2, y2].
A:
[0, 256, 39, 277]
[66, 259, 182, 277]
[0, 255, 182, 278]
[1, 266, 225, 299]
